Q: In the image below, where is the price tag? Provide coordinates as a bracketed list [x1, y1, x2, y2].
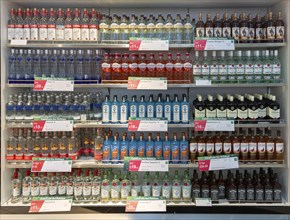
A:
[31, 158, 72, 172]
[129, 39, 169, 51]
[194, 38, 235, 51]
[128, 77, 167, 90]
[33, 119, 73, 132]
[194, 120, 234, 131]
[128, 118, 168, 132]
[128, 159, 169, 172]
[195, 79, 212, 86]
[195, 198, 212, 207]
[11, 39, 27, 45]
[29, 197, 72, 213]
[126, 197, 166, 212]
[198, 154, 239, 172]
[34, 78, 74, 91]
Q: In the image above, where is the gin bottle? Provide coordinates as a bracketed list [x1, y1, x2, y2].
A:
[99, 15, 110, 43]
[218, 51, 228, 83]
[111, 174, 121, 202]
[210, 51, 219, 83]
[83, 169, 92, 201]
[235, 51, 245, 83]
[272, 50, 281, 83]
[244, 51, 254, 83]
[74, 169, 83, 202]
[121, 174, 131, 203]
[227, 51, 236, 83]
[6, 95, 16, 121]
[31, 172, 40, 197]
[142, 172, 151, 197]
[201, 51, 210, 80]
[253, 51, 263, 83]
[152, 172, 161, 197]
[172, 171, 181, 203]
[92, 169, 101, 202]
[262, 50, 272, 83]
[101, 174, 110, 203]
[162, 173, 171, 202]
[11, 170, 21, 203]
[22, 170, 32, 204]
[39, 172, 49, 196]
[131, 174, 141, 197]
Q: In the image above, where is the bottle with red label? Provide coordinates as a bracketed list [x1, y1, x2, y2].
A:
[73, 8, 81, 40]
[101, 53, 111, 82]
[47, 8, 56, 40]
[111, 53, 122, 81]
[183, 52, 193, 83]
[121, 53, 130, 81]
[23, 8, 31, 40]
[15, 8, 24, 40]
[39, 8, 48, 40]
[81, 8, 90, 41]
[129, 53, 139, 78]
[56, 8, 64, 40]
[174, 53, 184, 83]
[8, 8, 16, 40]
[147, 53, 156, 77]
[30, 8, 39, 40]
[155, 53, 165, 78]
[64, 8, 73, 40]
[165, 53, 174, 82]
[138, 53, 147, 78]
[89, 9, 99, 41]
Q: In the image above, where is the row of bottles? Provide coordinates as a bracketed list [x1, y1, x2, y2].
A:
[11, 168, 282, 204]
[195, 11, 285, 42]
[102, 94, 189, 124]
[189, 129, 284, 162]
[102, 132, 188, 164]
[193, 93, 280, 123]
[6, 91, 103, 121]
[193, 50, 281, 84]
[102, 52, 192, 83]
[8, 49, 103, 84]
[8, 8, 100, 41]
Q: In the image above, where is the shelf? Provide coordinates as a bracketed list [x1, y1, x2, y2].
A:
[6, 82, 285, 89]
[5, 42, 286, 49]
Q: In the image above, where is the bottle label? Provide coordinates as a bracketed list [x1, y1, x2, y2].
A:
[89, 28, 98, 41]
[190, 143, 197, 153]
[276, 26, 284, 39]
[232, 27, 240, 40]
[236, 63, 245, 75]
[196, 28, 205, 37]
[254, 64, 263, 74]
[152, 186, 161, 197]
[56, 25, 65, 40]
[249, 142, 257, 153]
[64, 28, 73, 40]
[255, 28, 263, 40]
[15, 26, 24, 40]
[241, 143, 249, 153]
[83, 183, 92, 196]
[273, 64, 281, 75]
[8, 27, 15, 40]
[22, 185, 31, 196]
[198, 143, 205, 154]
[31, 186, 40, 196]
[48, 26, 56, 40]
[122, 63, 129, 71]
[202, 189, 210, 198]
[263, 63, 272, 75]
[195, 108, 205, 118]
[147, 23, 155, 29]
[147, 63, 156, 71]
[73, 25, 81, 40]
[238, 108, 247, 120]
[121, 186, 130, 198]
[256, 189, 264, 200]
[162, 186, 171, 198]
[193, 64, 202, 75]
[101, 186, 110, 198]
[181, 104, 189, 122]
[99, 23, 108, 29]
[174, 23, 183, 29]
[192, 188, 200, 199]
[155, 143, 162, 158]
[206, 143, 214, 155]
[274, 189, 282, 201]
[182, 185, 191, 199]
[49, 185, 57, 196]
[66, 184, 74, 195]
[223, 142, 232, 154]
[40, 185, 48, 196]
[201, 64, 210, 75]
[171, 144, 179, 161]
[173, 104, 180, 122]
[142, 185, 151, 196]
[211, 189, 219, 201]
[147, 104, 154, 118]
[238, 189, 246, 200]
[120, 104, 128, 123]
[156, 104, 163, 118]
[139, 105, 146, 118]
[130, 105, 137, 118]
[156, 63, 165, 70]
[233, 142, 240, 154]
[174, 63, 183, 71]
[39, 28, 48, 40]
[163, 145, 170, 160]
[183, 62, 192, 71]
[247, 189, 255, 200]
[92, 182, 101, 196]
[227, 108, 237, 119]
[184, 23, 193, 29]
[228, 189, 237, 200]
[276, 143, 284, 153]
[129, 63, 138, 71]
[222, 27, 231, 38]
[165, 23, 173, 28]
[215, 142, 222, 154]
[138, 63, 147, 71]
[210, 64, 219, 75]
[102, 104, 110, 123]
[267, 27, 276, 40]
[240, 27, 249, 40]
[111, 144, 119, 161]
[205, 27, 213, 37]
[81, 27, 90, 40]
[217, 109, 227, 118]
[58, 185, 66, 195]
[219, 185, 225, 199]
[258, 107, 266, 118]
[131, 186, 140, 197]
[269, 108, 280, 119]
[206, 108, 216, 118]
[23, 27, 30, 40]
[74, 184, 83, 196]
[13, 187, 21, 197]
[138, 23, 146, 29]
[164, 104, 171, 121]
[266, 142, 274, 153]
[111, 104, 119, 123]
[245, 64, 254, 75]
[214, 27, 222, 37]
[172, 186, 181, 199]
[265, 189, 273, 201]
[248, 108, 258, 119]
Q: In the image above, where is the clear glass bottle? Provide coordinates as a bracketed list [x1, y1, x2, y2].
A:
[111, 174, 121, 202]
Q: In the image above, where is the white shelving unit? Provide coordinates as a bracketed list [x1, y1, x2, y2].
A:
[1, 0, 290, 213]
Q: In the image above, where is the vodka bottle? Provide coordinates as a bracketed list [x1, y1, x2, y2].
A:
[30, 8, 39, 40]
[6, 95, 16, 121]
[138, 15, 147, 38]
[24, 95, 34, 120]
[41, 49, 50, 77]
[23, 8, 31, 40]
[15, 8, 24, 40]
[76, 50, 84, 82]
[49, 173, 58, 197]
[184, 13, 193, 44]
[73, 8, 81, 40]
[6, 129, 16, 160]
[147, 14, 156, 38]
[31, 173, 40, 197]
[84, 50, 92, 81]
[66, 171, 75, 197]
[15, 95, 24, 120]
[39, 8, 48, 40]
[59, 49, 67, 78]
[67, 49, 75, 80]
[120, 15, 129, 43]
[68, 130, 78, 159]
[11, 170, 21, 203]
[110, 14, 120, 43]
[8, 49, 16, 82]
[59, 131, 68, 158]
[33, 49, 41, 78]
[174, 14, 183, 44]
[80, 95, 90, 121]
[128, 14, 138, 39]
[99, 15, 110, 43]
[81, 9, 90, 41]
[22, 170, 32, 204]
[83, 169, 92, 201]
[56, 8, 65, 40]
[47, 8, 56, 40]
[64, 8, 73, 40]
[89, 9, 99, 41]
[39, 172, 49, 196]
[24, 49, 33, 81]
[50, 131, 59, 158]
[165, 14, 174, 42]
[92, 169, 101, 202]
[15, 49, 24, 82]
[156, 14, 165, 40]
[34, 132, 42, 157]
[42, 132, 51, 157]
[8, 8, 16, 40]
[50, 49, 58, 78]
[24, 129, 33, 159]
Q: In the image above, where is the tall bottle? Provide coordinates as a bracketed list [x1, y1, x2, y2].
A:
[89, 9, 99, 41]
[11, 170, 21, 203]
[47, 8, 56, 40]
[30, 8, 39, 40]
[205, 13, 214, 38]
[163, 133, 171, 161]
[56, 8, 65, 40]
[222, 13, 231, 38]
[74, 169, 83, 202]
[196, 13, 205, 37]
[15, 8, 24, 40]
[23, 8, 31, 40]
[275, 12, 285, 42]
[174, 14, 183, 44]
[39, 8, 48, 40]
[171, 133, 180, 164]
[83, 169, 92, 201]
[267, 11, 276, 42]
[72, 8, 81, 40]
[165, 14, 174, 42]
[8, 8, 16, 40]
[81, 9, 90, 41]
[128, 14, 138, 39]
[110, 14, 120, 43]
[231, 12, 240, 42]
[172, 171, 181, 203]
[214, 13, 222, 37]
[162, 173, 171, 202]
[64, 8, 73, 40]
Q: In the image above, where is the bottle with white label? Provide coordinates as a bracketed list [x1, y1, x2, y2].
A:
[172, 171, 181, 203]
[179, 94, 189, 123]
[193, 51, 202, 82]
[22, 170, 32, 204]
[244, 51, 254, 83]
[271, 50, 281, 83]
[268, 95, 280, 123]
[55, 8, 64, 40]
[48, 172, 58, 197]
[111, 174, 120, 202]
[101, 174, 110, 203]
[218, 51, 228, 83]
[237, 95, 248, 123]
[205, 94, 216, 118]
[253, 51, 263, 83]
[172, 94, 181, 123]
[81, 9, 90, 41]
[275, 11, 285, 42]
[23, 9, 31, 40]
[89, 9, 99, 41]
[83, 169, 92, 202]
[226, 51, 236, 83]
[131, 174, 141, 197]
[121, 174, 131, 203]
[165, 14, 174, 42]
[262, 50, 272, 83]
[162, 173, 171, 202]
[8, 8, 16, 40]
[181, 174, 191, 203]
[129, 95, 138, 118]
[73, 8, 81, 40]
[120, 96, 128, 124]
[142, 172, 151, 197]
[11, 170, 21, 203]
[201, 51, 210, 80]
[164, 94, 172, 123]
[39, 172, 49, 197]
[194, 94, 205, 119]
[138, 95, 146, 118]
[216, 94, 227, 118]
[64, 8, 73, 40]
[30, 8, 39, 40]
[152, 173, 162, 197]
[205, 13, 214, 38]
[110, 14, 120, 43]
[92, 169, 101, 202]
[47, 8, 56, 40]
[39, 8, 48, 40]
[239, 13, 248, 43]
[66, 172, 75, 197]
[15, 8, 24, 40]
[235, 51, 245, 83]
[31, 172, 40, 198]
[58, 173, 67, 196]
[147, 95, 155, 118]
[210, 51, 219, 83]
[74, 169, 84, 202]
[111, 95, 119, 124]
[267, 12, 276, 43]
[155, 14, 165, 40]
[174, 14, 184, 44]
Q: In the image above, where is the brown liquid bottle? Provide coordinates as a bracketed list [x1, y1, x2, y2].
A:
[240, 129, 249, 161]
[214, 131, 223, 156]
[231, 12, 240, 42]
[223, 133, 232, 155]
[266, 129, 274, 161]
[206, 131, 214, 156]
[257, 129, 266, 161]
[200, 172, 210, 198]
[237, 174, 246, 202]
[227, 175, 237, 201]
[222, 12, 231, 38]
[205, 12, 214, 38]
[248, 14, 255, 43]
[232, 130, 241, 157]
[192, 171, 201, 201]
[218, 170, 226, 199]
[255, 177, 264, 202]
[275, 130, 284, 162]
[245, 174, 255, 201]
[264, 177, 274, 201]
[255, 14, 263, 43]
[273, 173, 282, 202]
[267, 11, 275, 42]
[210, 176, 219, 202]
[275, 11, 285, 42]
[248, 128, 257, 161]
[196, 12, 205, 37]
[197, 131, 206, 157]
[239, 13, 248, 43]
[189, 131, 198, 163]
[214, 13, 222, 37]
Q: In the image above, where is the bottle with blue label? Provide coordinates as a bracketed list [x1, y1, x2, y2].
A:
[111, 95, 119, 124]
[111, 133, 120, 164]
[120, 96, 129, 124]
[137, 133, 146, 157]
[163, 132, 171, 161]
[164, 94, 172, 123]
[172, 94, 181, 124]
[147, 95, 155, 118]
[171, 133, 180, 164]
[102, 96, 111, 124]
[155, 94, 164, 118]
[102, 134, 111, 164]
[128, 133, 137, 157]
[181, 94, 189, 124]
[72, 95, 81, 120]
[129, 95, 138, 118]
[179, 132, 189, 164]
[146, 133, 154, 157]
[120, 133, 128, 162]
[154, 133, 163, 159]
[138, 95, 146, 118]
[6, 95, 15, 121]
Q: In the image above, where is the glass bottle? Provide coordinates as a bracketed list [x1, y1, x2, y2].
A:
[267, 11, 275, 42]
[196, 12, 205, 37]
[205, 12, 214, 38]
[231, 12, 240, 42]
[275, 12, 285, 42]
[214, 13, 222, 37]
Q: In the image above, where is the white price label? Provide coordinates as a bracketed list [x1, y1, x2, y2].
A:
[129, 159, 169, 172]
[129, 39, 169, 51]
[128, 118, 168, 132]
[195, 198, 212, 207]
[10, 39, 27, 45]
[33, 119, 74, 132]
[195, 79, 212, 86]
[194, 39, 235, 51]
[208, 155, 239, 171]
[34, 78, 74, 92]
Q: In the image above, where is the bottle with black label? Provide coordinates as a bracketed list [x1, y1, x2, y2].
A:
[273, 173, 282, 202]
[247, 95, 258, 123]
[237, 174, 246, 202]
[227, 176, 237, 202]
[268, 95, 280, 123]
[194, 94, 205, 119]
[226, 95, 238, 121]
[210, 176, 219, 202]
[254, 94, 267, 121]
[255, 177, 264, 202]
[200, 172, 210, 198]
[246, 174, 255, 201]
[264, 177, 274, 201]
[218, 170, 226, 199]
[205, 94, 216, 118]
[216, 94, 227, 118]
[237, 95, 248, 124]
[191, 172, 201, 201]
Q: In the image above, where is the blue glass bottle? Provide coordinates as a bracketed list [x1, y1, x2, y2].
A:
[181, 94, 189, 124]
[111, 95, 119, 124]
[147, 95, 154, 118]
[129, 95, 138, 118]
[164, 94, 172, 123]
[120, 133, 128, 163]
[8, 49, 16, 83]
[138, 95, 146, 118]
[155, 94, 164, 118]
[102, 96, 111, 124]
[24, 49, 33, 83]
[120, 96, 129, 124]
[111, 133, 120, 164]
[137, 133, 146, 158]
[171, 133, 180, 164]
[172, 94, 181, 124]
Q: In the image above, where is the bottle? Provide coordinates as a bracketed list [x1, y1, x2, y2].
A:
[172, 94, 180, 123]
[138, 53, 147, 78]
[39, 8, 48, 40]
[267, 11, 276, 42]
[94, 128, 103, 162]
[6, 95, 16, 121]
[74, 169, 83, 201]
[193, 51, 202, 82]
[196, 13, 205, 37]
[239, 13, 248, 43]
[152, 172, 161, 197]
[146, 14, 155, 39]
[163, 133, 171, 161]
[30, 172, 40, 198]
[80, 9, 90, 41]
[101, 174, 110, 203]
[30, 8, 39, 40]
[72, 8, 81, 40]
[24, 129, 34, 161]
[183, 52, 193, 83]
[120, 174, 131, 203]
[174, 14, 183, 44]
[128, 133, 137, 157]
[137, 133, 146, 157]
[172, 171, 181, 203]
[15, 94, 24, 120]
[200, 173, 210, 198]
[162, 173, 171, 202]
[154, 94, 163, 118]
[89, 9, 99, 41]
[64, 8, 73, 40]
[214, 13, 222, 37]
[91, 169, 101, 202]
[156, 14, 164, 40]
[222, 13, 231, 38]
[110, 174, 120, 202]
[129, 95, 138, 118]
[184, 13, 193, 43]
[262, 50, 272, 83]
[99, 15, 109, 43]
[275, 130, 284, 162]
[218, 51, 227, 83]
[146, 133, 154, 157]
[102, 96, 111, 124]
[240, 129, 249, 161]
[165, 14, 174, 42]
[39, 172, 49, 197]
[110, 14, 120, 43]
[8, 8, 16, 40]
[48, 172, 58, 197]
[237, 95, 247, 123]
[15, 49, 24, 82]
[194, 94, 205, 119]
[214, 131, 223, 156]
[154, 133, 163, 159]
[205, 94, 216, 118]
[111, 95, 119, 124]
[22, 170, 32, 204]
[179, 132, 188, 164]
[201, 51, 210, 79]
[174, 53, 183, 82]
[119, 15, 128, 43]
[141, 172, 151, 197]
[247, 95, 258, 122]
[8, 49, 16, 83]
[164, 94, 172, 123]
[205, 13, 214, 38]
[131, 174, 141, 197]
[210, 176, 219, 202]
[128, 14, 138, 39]
[273, 173, 282, 202]
[55, 8, 64, 40]
[82, 169, 92, 201]
[23, 8, 31, 40]
[171, 133, 180, 164]
[111, 133, 120, 164]
[272, 50, 281, 83]
[138, 15, 146, 38]
[192, 172, 200, 201]
[209, 51, 218, 83]
[58, 173, 67, 196]
[15, 8, 24, 40]
[255, 177, 265, 202]
[216, 94, 227, 118]
[147, 95, 154, 118]
[66, 171, 74, 197]
[231, 12, 240, 42]
[83, 50, 92, 81]
[120, 133, 128, 162]
[155, 53, 165, 78]
[249, 129, 257, 160]
[237, 174, 246, 201]
[11, 170, 21, 203]
[147, 53, 156, 77]
[47, 8, 56, 40]
[197, 132, 206, 157]
[268, 95, 280, 122]
[275, 12, 285, 42]
[182, 173, 192, 203]
[227, 176, 237, 201]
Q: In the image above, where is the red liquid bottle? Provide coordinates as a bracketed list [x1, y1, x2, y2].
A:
[111, 53, 122, 81]
[174, 53, 183, 83]
[138, 53, 147, 78]
[183, 52, 193, 83]
[129, 53, 139, 77]
[147, 53, 156, 77]
[121, 53, 130, 81]
[101, 53, 111, 82]
[156, 53, 165, 78]
[165, 53, 174, 82]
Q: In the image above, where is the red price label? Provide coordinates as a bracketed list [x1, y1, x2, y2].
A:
[31, 160, 45, 172]
[198, 160, 210, 172]
[194, 40, 207, 50]
[34, 80, 47, 91]
[29, 200, 45, 213]
[194, 120, 207, 131]
[127, 80, 140, 89]
[129, 160, 142, 172]
[33, 120, 46, 132]
[129, 40, 142, 51]
[128, 120, 141, 131]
